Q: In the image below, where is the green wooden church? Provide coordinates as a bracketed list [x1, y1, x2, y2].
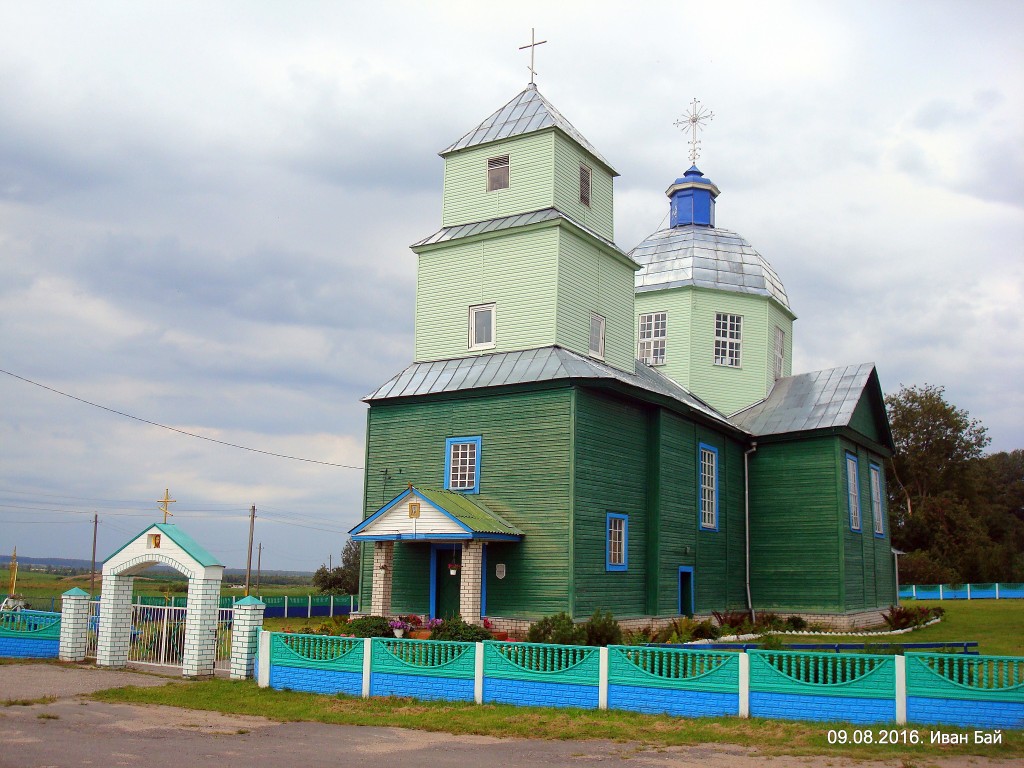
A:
[351, 84, 896, 632]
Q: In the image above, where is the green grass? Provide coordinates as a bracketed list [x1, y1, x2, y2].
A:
[93, 679, 1023, 759]
[762, 600, 1024, 656]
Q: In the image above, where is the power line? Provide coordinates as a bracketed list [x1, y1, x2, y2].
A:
[1, 368, 364, 469]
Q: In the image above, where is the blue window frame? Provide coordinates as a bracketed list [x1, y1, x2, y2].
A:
[699, 443, 718, 531]
[606, 513, 628, 571]
[846, 452, 861, 532]
[870, 462, 885, 537]
[444, 436, 482, 494]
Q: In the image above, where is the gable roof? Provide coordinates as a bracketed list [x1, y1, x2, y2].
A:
[364, 345, 730, 428]
[104, 523, 222, 568]
[440, 85, 617, 174]
[729, 363, 894, 451]
[349, 486, 524, 541]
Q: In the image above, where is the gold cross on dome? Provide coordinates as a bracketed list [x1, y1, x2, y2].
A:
[157, 488, 176, 523]
[674, 98, 714, 164]
[519, 27, 548, 85]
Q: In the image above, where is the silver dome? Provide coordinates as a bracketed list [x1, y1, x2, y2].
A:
[630, 225, 791, 311]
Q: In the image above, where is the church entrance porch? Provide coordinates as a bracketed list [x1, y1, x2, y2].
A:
[351, 486, 523, 626]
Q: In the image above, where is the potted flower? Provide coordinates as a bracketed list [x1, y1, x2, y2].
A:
[389, 619, 409, 638]
[410, 617, 442, 640]
[448, 561, 461, 576]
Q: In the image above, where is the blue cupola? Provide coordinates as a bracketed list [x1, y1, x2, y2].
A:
[666, 165, 720, 227]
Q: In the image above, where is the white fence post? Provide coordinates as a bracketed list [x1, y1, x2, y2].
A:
[939, 584, 944, 600]
[58, 588, 91, 662]
[738, 652, 750, 718]
[912, 584, 916, 599]
[257, 630, 271, 688]
[284, 595, 289, 618]
[598, 647, 609, 710]
[895, 656, 907, 725]
[967, 583, 972, 600]
[330, 595, 334, 617]
[308, 595, 312, 618]
[996, 583, 1000, 599]
[362, 637, 372, 698]
[475, 642, 485, 704]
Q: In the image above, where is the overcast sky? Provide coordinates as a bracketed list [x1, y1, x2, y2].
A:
[1, 1, 1021, 573]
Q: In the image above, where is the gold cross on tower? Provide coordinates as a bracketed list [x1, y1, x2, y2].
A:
[519, 28, 547, 86]
[673, 98, 714, 165]
[157, 488, 176, 523]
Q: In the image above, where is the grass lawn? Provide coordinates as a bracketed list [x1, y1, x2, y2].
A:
[763, 600, 1024, 656]
[92, 678, 1023, 759]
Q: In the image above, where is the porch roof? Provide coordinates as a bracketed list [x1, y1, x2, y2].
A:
[349, 486, 524, 542]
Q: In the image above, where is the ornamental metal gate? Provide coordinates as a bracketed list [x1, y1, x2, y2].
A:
[86, 601, 233, 672]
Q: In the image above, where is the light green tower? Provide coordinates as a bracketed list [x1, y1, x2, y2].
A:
[412, 85, 639, 373]
[631, 166, 796, 415]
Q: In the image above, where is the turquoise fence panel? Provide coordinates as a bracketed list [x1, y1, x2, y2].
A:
[971, 583, 998, 599]
[902, 582, 1024, 600]
[262, 596, 286, 606]
[914, 585, 942, 599]
[310, 596, 332, 606]
[483, 641, 600, 709]
[906, 652, 1024, 728]
[1002, 583, 1024, 598]
[608, 646, 738, 692]
[270, 632, 363, 672]
[370, 638, 476, 701]
[0, 610, 61, 659]
[0, 610, 61, 640]
[607, 646, 740, 717]
[941, 584, 969, 599]
[749, 650, 896, 724]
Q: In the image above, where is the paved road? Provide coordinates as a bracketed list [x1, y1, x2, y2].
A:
[0, 664, 1012, 768]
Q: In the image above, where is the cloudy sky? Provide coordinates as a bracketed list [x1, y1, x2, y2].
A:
[1, 1, 1021, 572]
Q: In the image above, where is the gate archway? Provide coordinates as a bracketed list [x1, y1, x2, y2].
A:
[97, 523, 225, 678]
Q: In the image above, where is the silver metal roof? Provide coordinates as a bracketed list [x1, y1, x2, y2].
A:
[441, 85, 617, 174]
[412, 207, 624, 255]
[729, 362, 876, 435]
[630, 225, 791, 311]
[365, 346, 730, 426]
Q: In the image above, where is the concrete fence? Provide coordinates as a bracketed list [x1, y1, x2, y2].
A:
[0, 610, 61, 659]
[900, 583, 1024, 600]
[258, 634, 1024, 729]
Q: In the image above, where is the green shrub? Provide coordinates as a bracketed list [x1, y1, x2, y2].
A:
[583, 609, 622, 647]
[346, 615, 393, 637]
[881, 604, 936, 630]
[690, 619, 720, 640]
[783, 615, 808, 631]
[527, 612, 586, 645]
[621, 627, 655, 645]
[760, 634, 786, 651]
[429, 615, 492, 642]
[711, 610, 749, 634]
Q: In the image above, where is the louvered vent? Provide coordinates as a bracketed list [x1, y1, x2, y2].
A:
[487, 155, 510, 191]
[579, 163, 592, 207]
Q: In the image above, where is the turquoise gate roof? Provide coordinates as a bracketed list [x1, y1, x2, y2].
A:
[350, 486, 524, 541]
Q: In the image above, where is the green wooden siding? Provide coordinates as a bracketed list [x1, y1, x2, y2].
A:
[635, 286, 794, 416]
[360, 387, 574, 619]
[572, 389, 649, 618]
[552, 133, 614, 240]
[441, 133, 555, 227]
[555, 228, 636, 373]
[841, 440, 895, 611]
[849, 392, 882, 446]
[635, 288, 692, 386]
[414, 227, 558, 362]
[748, 437, 843, 611]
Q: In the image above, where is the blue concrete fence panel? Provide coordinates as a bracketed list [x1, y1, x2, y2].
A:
[749, 650, 897, 724]
[0, 610, 61, 659]
[483, 641, 600, 709]
[268, 633, 363, 696]
[906, 653, 1024, 729]
[370, 639, 476, 701]
[607, 646, 740, 717]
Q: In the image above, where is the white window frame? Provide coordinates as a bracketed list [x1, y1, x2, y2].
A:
[579, 163, 592, 207]
[699, 444, 718, 531]
[445, 436, 481, 494]
[846, 452, 861, 532]
[773, 326, 785, 381]
[870, 463, 884, 536]
[487, 155, 509, 192]
[714, 313, 742, 367]
[638, 311, 667, 366]
[469, 303, 496, 350]
[589, 312, 605, 359]
[606, 513, 627, 571]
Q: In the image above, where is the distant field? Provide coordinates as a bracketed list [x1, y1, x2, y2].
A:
[6, 569, 317, 606]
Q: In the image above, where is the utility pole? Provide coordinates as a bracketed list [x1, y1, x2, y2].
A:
[329, 553, 332, 571]
[244, 505, 256, 596]
[90, 513, 98, 597]
[256, 543, 262, 593]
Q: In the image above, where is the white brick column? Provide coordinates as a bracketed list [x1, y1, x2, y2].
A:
[182, 577, 221, 678]
[370, 541, 394, 616]
[459, 541, 483, 625]
[58, 588, 91, 662]
[229, 596, 265, 680]
[96, 574, 134, 668]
